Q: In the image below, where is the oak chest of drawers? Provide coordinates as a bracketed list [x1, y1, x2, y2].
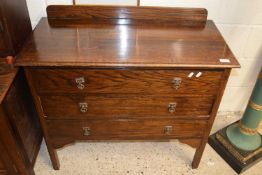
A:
[16, 5, 240, 170]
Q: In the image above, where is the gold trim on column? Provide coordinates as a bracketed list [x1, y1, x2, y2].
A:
[248, 101, 262, 111]
[239, 122, 258, 135]
[216, 133, 262, 163]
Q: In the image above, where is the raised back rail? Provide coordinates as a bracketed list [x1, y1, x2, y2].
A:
[47, 5, 208, 27]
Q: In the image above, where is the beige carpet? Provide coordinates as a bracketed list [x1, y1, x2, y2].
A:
[34, 113, 262, 175]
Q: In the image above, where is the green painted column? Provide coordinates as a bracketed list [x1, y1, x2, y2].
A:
[226, 69, 262, 151]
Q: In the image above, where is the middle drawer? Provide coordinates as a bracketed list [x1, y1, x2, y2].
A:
[40, 95, 214, 119]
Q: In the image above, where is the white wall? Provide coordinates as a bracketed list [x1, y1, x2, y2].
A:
[25, 0, 262, 112]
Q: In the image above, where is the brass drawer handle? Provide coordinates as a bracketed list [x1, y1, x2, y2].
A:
[75, 77, 85, 90]
[168, 102, 177, 113]
[82, 127, 90, 136]
[164, 126, 173, 135]
[172, 77, 182, 89]
[79, 102, 88, 113]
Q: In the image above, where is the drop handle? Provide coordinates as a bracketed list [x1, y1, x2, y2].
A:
[164, 126, 173, 135]
[75, 77, 85, 90]
[79, 102, 88, 113]
[172, 77, 182, 89]
[168, 102, 177, 113]
[82, 127, 90, 136]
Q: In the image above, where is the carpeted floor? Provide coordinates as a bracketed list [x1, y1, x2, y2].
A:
[34, 112, 262, 175]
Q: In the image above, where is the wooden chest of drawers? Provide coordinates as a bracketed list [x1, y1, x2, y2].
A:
[16, 6, 240, 170]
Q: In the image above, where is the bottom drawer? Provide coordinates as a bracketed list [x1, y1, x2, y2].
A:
[46, 119, 207, 148]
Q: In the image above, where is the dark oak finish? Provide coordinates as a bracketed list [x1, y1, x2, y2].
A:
[24, 69, 60, 170]
[192, 69, 231, 168]
[31, 69, 223, 95]
[47, 119, 207, 149]
[0, 0, 32, 57]
[17, 6, 240, 170]
[0, 1, 39, 174]
[47, 5, 208, 27]
[40, 94, 214, 119]
[0, 60, 42, 175]
[3, 70, 42, 165]
[16, 18, 239, 68]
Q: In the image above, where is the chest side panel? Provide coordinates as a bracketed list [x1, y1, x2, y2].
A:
[3, 70, 42, 165]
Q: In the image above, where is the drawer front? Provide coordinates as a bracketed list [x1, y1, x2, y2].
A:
[46, 119, 207, 141]
[31, 69, 223, 95]
[41, 95, 214, 119]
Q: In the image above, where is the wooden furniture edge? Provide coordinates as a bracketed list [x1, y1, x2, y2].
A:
[192, 68, 231, 168]
[24, 68, 60, 170]
[46, 5, 208, 27]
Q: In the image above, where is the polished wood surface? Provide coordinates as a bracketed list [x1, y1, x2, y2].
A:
[46, 119, 207, 149]
[41, 94, 214, 119]
[0, 0, 32, 57]
[31, 69, 223, 95]
[19, 6, 240, 170]
[16, 18, 239, 68]
[47, 5, 207, 26]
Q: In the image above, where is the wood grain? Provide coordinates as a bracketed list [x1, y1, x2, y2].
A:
[47, 5, 208, 27]
[46, 119, 207, 149]
[25, 69, 60, 170]
[0, 68, 42, 175]
[15, 18, 240, 68]
[31, 69, 223, 95]
[18, 6, 240, 170]
[0, 106, 34, 175]
[179, 139, 202, 149]
[192, 69, 231, 168]
[40, 94, 214, 119]
[3, 70, 42, 165]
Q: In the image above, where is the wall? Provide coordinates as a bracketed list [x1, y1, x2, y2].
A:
[25, 0, 262, 112]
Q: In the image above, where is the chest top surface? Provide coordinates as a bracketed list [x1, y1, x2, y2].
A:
[0, 60, 17, 104]
[15, 6, 240, 68]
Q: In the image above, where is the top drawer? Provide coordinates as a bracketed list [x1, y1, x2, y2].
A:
[30, 69, 223, 95]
